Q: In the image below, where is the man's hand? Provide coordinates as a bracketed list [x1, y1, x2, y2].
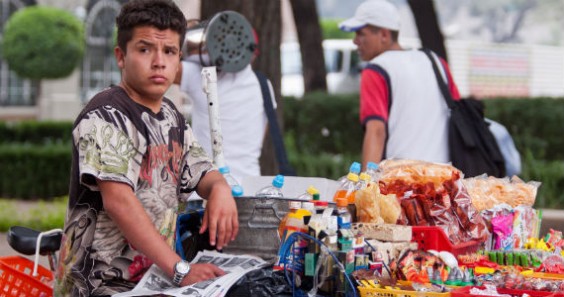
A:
[198, 176, 239, 250]
[181, 263, 225, 286]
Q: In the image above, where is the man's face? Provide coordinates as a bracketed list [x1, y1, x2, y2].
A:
[115, 26, 181, 104]
[353, 26, 387, 61]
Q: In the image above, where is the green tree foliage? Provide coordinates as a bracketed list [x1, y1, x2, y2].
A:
[320, 19, 354, 40]
[1, 6, 84, 79]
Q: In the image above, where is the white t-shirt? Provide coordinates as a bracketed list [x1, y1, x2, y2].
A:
[179, 55, 275, 182]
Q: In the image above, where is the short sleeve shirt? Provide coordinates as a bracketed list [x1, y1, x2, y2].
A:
[55, 86, 214, 296]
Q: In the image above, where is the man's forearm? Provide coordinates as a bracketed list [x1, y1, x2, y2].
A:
[196, 170, 228, 198]
[99, 181, 180, 279]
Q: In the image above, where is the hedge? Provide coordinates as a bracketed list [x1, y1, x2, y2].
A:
[0, 121, 73, 145]
[0, 143, 71, 199]
[284, 94, 564, 209]
[1, 96, 564, 208]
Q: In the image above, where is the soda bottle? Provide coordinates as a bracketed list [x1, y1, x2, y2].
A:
[297, 185, 319, 200]
[219, 166, 244, 196]
[255, 174, 284, 198]
[337, 162, 361, 185]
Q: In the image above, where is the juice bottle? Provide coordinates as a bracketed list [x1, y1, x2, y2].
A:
[278, 201, 301, 240]
[333, 172, 359, 204]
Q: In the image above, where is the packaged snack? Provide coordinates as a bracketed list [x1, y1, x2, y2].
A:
[492, 214, 514, 250]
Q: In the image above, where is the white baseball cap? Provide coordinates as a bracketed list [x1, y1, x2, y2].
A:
[339, 0, 400, 32]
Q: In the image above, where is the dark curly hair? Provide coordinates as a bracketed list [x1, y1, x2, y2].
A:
[116, 0, 187, 53]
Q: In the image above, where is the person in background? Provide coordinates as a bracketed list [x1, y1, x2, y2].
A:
[55, 1, 238, 295]
[174, 21, 275, 184]
[339, 0, 461, 169]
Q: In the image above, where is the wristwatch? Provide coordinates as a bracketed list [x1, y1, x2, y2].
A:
[172, 260, 191, 286]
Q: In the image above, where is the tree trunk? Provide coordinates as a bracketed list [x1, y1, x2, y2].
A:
[407, 0, 448, 62]
[201, 0, 282, 176]
[289, 0, 327, 93]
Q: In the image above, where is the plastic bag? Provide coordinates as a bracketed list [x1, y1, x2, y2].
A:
[377, 159, 489, 245]
[226, 266, 293, 297]
[462, 175, 540, 211]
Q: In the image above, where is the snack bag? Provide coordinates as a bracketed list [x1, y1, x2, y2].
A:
[355, 184, 383, 224]
[492, 213, 514, 250]
[512, 205, 538, 249]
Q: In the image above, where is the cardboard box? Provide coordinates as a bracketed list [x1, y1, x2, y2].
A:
[352, 223, 412, 242]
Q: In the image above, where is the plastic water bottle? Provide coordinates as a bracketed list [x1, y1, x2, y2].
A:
[357, 172, 371, 190]
[365, 161, 380, 182]
[337, 162, 361, 185]
[297, 185, 319, 200]
[231, 185, 244, 197]
[219, 166, 243, 197]
[255, 174, 284, 198]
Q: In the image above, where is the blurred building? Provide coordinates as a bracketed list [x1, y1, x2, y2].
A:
[2, 0, 564, 121]
[0, 0, 199, 121]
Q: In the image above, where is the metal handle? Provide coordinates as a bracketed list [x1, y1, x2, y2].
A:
[247, 199, 284, 229]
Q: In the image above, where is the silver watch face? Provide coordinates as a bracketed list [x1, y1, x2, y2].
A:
[176, 261, 190, 274]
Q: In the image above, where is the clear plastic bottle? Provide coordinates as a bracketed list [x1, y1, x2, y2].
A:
[365, 161, 380, 182]
[219, 166, 244, 196]
[297, 185, 319, 200]
[357, 172, 371, 190]
[337, 162, 361, 185]
[255, 174, 284, 198]
[231, 185, 244, 197]
[333, 172, 359, 204]
[335, 198, 352, 229]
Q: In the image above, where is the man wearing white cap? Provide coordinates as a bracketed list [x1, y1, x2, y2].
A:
[340, 0, 461, 168]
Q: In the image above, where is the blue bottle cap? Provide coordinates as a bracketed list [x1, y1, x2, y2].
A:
[231, 185, 244, 197]
[272, 174, 284, 188]
[350, 162, 361, 174]
[367, 162, 379, 170]
[219, 166, 230, 174]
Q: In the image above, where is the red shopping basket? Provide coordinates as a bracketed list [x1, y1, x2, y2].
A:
[0, 256, 53, 297]
[411, 226, 482, 256]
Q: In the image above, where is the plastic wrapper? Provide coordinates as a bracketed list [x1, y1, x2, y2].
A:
[463, 175, 541, 211]
[378, 159, 489, 245]
[492, 214, 514, 250]
[511, 205, 538, 249]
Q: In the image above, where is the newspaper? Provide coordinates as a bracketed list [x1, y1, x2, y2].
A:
[113, 250, 267, 297]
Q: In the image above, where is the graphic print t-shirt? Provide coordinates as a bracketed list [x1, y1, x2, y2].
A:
[55, 87, 214, 296]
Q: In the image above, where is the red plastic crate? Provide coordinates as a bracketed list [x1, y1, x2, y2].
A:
[451, 286, 564, 297]
[0, 256, 53, 297]
[411, 226, 481, 256]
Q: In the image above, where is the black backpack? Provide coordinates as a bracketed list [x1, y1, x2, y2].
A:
[422, 48, 505, 178]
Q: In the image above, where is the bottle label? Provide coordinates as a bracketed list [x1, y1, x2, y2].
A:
[338, 216, 351, 229]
